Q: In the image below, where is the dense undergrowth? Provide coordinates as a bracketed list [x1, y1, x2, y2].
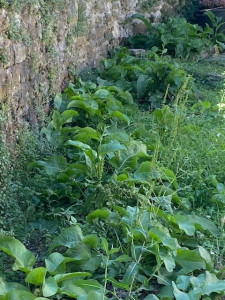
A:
[1, 12, 225, 300]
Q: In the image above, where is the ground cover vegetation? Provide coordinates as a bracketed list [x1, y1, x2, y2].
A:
[1, 10, 225, 300]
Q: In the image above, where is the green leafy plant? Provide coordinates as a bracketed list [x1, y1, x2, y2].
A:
[86, 205, 225, 299]
[0, 206, 225, 299]
[100, 47, 196, 108]
[203, 10, 225, 51]
[127, 15, 207, 59]
[0, 225, 104, 299]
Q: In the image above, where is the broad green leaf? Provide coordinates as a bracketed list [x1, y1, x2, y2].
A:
[172, 282, 190, 300]
[36, 155, 67, 176]
[109, 247, 120, 255]
[133, 161, 152, 181]
[86, 209, 110, 223]
[83, 235, 99, 248]
[52, 110, 62, 129]
[176, 275, 190, 291]
[150, 226, 179, 250]
[54, 272, 91, 283]
[174, 215, 219, 236]
[163, 254, 176, 273]
[198, 247, 212, 264]
[153, 185, 181, 204]
[137, 74, 149, 98]
[102, 238, 109, 255]
[160, 168, 178, 189]
[49, 225, 83, 253]
[122, 206, 139, 227]
[175, 249, 206, 273]
[65, 242, 91, 262]
[74, 127, 101, 142]
[203, 281, 225, 295]
[61, 279, 103, 297]
[107, 277, 129, 291]
[73, 279, 103, 291]
[109, 111, 130, 124]
[94, 89, 110, 99]
[106, 98, 124, 112]
[65, 140, 97, 161]
[190, 273, 206, 290]
[192, 215, 219, 236]
[5, 290, 36, 300]
[122, 262, 139, 285]
[25, 267, 47, 285]
[0, 277, 28, 296]
[45, 252, 76, 274]
[54, 94, 63, 110]
[61, 110, 79, 123]
[151, 195, 173, 213]
[68, 98, 99, 112]
[174, 215, 196, 236]
[99, 142, 126, 156]
[143, 295, 160, 300]
[157, 285, 174, 299]
[115, 254, 132, 263]
[0, 237, 35, 272]
[42, 277, 58, 297]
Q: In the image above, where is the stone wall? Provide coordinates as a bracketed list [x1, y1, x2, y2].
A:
[0, 0, 182, 127]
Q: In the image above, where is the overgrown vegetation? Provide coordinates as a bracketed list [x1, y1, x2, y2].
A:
[1, 10, 225, 300]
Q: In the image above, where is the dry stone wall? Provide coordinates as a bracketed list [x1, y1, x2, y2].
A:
[0, 0, 181, 127]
